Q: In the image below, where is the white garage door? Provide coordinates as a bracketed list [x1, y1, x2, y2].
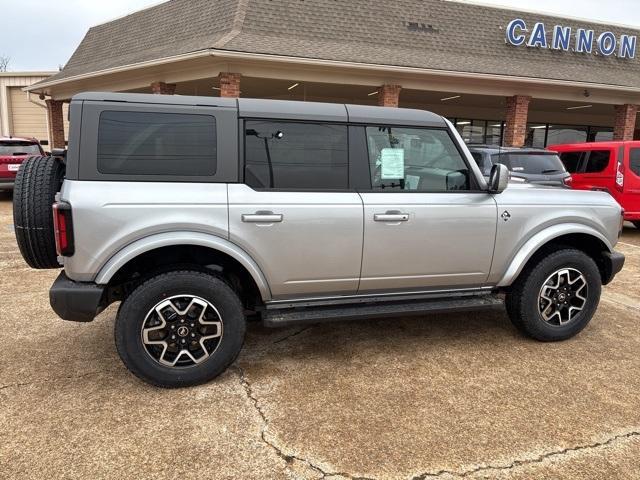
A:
[8, 88, 69, 145]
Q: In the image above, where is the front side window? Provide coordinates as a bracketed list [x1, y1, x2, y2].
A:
[559, 151, 585, 173]
[97, 111, 217, 176]
[366, 127, 470, 191]
[244, 121, 348, 190]
[584, 150, 610, 173]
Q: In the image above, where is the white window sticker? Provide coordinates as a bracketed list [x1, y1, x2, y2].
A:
[380, 148, 404, 179]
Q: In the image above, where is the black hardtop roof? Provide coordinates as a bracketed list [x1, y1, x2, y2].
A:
[72, 92, 446, 127]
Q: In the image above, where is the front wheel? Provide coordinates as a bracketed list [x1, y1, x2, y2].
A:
[505, 248, 601, 341]
[115, 270, 246, 388]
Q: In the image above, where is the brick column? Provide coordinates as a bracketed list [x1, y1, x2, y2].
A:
[218, 73, 241, 98]
[377, 84, 402, 107]
[45, 99, 65, 149]
[613, 104, 638, 141]
[151, 81, 176, 95]
[503, 95, 531, 147]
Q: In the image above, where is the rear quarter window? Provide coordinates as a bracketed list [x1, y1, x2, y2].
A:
[97, 111, 217, 176]
[630, 148, 640, 177]
[558, 151, 585, 173]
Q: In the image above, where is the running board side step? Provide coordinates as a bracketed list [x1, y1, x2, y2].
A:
[262, 294, 504, 328]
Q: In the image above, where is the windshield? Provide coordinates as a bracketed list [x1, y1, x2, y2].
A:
[0, 142, 41, 156]
[492, 152, 566, 175]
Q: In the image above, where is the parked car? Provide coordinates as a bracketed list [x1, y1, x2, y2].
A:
[0, 137, 44, 191]
[549, 141, 640, 229]
[13, 93, 625, 388]
[468, 145, 571, 187]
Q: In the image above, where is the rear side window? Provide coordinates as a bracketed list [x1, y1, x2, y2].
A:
[584, 150, 610, 173]
[492, 153, 565, 175]
[630, 148, 640, 177]
[97, 111, 217, 176]
[244, 120, 348, 190]
[559, 151, 585, 173]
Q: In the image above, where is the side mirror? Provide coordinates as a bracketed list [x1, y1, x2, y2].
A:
[488, 163, 509, 194]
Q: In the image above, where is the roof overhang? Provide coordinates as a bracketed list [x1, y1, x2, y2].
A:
[25, 49, 640, 105]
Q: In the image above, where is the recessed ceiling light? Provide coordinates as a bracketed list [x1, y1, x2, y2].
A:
[212, 86, 220, 90]
[288, 82, 300, 91]
[456, 121, 470, 125]
[530, 125, 546, 129]
[367, 90, 379, 96]
[440, 95, 461, 101]
[566, 104, 592, 110]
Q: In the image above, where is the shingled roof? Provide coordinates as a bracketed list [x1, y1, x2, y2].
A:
[41, 0, 640, 89]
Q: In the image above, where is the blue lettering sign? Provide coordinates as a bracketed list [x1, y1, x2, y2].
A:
[619, 34, 637, 59]
[575, 29, 594, 53]
[506, 19, 527, 46]
[527, 22, 547, 48]
[597, 32, 617, 56]
[552, 25, 571, 51]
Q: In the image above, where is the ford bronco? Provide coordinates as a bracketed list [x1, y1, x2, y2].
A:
[13, 92, 625, 387]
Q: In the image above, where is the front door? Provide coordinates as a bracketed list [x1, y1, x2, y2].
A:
[358, 125, 497, 293]
[229, 120, 363, 300]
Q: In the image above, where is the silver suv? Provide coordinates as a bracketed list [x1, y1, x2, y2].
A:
[13, 93, 625, 388]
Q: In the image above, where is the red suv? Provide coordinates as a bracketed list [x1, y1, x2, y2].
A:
[0, 137, 45, 191]
[549, 141, 640, 229]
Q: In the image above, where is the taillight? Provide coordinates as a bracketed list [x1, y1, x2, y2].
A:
[615, 159, 625, 192]
[52, 202, 74, 256]
[563, 175, 573, 188]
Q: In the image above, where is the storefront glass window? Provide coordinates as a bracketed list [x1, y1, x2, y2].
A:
[588, 127, 614, 142]
[546, 125, 588, 145]
[485, 121, 503, 145]
[524, 124, 546, 148]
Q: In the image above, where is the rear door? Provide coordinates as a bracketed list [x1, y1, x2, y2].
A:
[228, 119, 363, 300]
[357, 124, 497, 293]
[624, 145, 640, 216]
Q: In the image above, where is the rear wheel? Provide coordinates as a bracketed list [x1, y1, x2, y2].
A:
[13, 156, 65, 268]
[115, 270, 246, 388]
[505, 248, 601, 341]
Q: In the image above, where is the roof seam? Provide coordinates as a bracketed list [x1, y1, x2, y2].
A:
[212, 0, 250, 49]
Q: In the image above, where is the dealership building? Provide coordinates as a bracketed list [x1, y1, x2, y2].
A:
[26, 0, 640, 150]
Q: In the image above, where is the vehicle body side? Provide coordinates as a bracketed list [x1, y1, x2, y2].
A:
[59, 93, 622, 311]
[550, 140, 640, 221]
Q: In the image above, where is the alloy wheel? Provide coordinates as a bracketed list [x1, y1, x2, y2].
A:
[538, 268, 588, 326]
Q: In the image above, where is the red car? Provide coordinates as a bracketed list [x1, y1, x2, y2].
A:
[0, 137, 45, 191]
[549, 140, 640, 229]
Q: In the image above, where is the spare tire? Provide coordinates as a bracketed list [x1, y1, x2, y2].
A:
[13, 156, 66, 269]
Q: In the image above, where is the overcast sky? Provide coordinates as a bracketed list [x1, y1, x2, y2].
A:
[1, 0, 639, 71]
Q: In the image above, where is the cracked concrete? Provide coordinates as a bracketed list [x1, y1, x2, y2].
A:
[1, 193, 640, 479]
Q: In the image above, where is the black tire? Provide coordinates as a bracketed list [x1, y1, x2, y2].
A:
[115, 270, 246, 388]
[505, 248, 601, 341]
[633, 221, 640, 230]
[13, 156, 65, 269]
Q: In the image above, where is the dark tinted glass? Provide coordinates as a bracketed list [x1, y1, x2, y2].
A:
[97, 111, 216, 176]
[0, 141, 41, 155]
[366, 126, 470, 191]
[584, 150, 610, 173]
[244, 121, 348, 190]
[630, 148, 640, 176]
[559, 151, 585, 173]
[493, 153, 565, 175]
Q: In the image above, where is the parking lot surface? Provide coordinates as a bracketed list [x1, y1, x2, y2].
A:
[1, 191, 639, 480]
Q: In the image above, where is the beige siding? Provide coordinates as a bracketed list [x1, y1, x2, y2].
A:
[8, 87, 48, 141]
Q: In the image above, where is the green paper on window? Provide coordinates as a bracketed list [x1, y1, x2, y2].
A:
[381, 148, 404, 179]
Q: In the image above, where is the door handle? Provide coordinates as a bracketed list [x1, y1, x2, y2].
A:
[373, 212, 409, 222]
[241, 212, 283, 223]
